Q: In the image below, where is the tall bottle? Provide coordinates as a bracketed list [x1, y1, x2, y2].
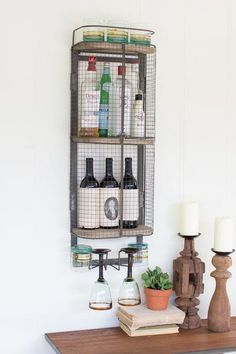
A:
[80, 56, 100, 137]
[121, 158, 138, 228]
[79, 158, 99, 229]
[100, 158, 119, 228]
[99, 63, 111, 137]
[131, 60, 140, 98]
[131, 93, 145, 137]
[109, 65, 131, 137]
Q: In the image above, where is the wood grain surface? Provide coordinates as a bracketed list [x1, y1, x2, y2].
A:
[45, 317, 236, 354]
[208, 255, 232, 332]
[72, 225, 153, 239]
[72, 42, 156, 55]
[72, 136, 155, 145]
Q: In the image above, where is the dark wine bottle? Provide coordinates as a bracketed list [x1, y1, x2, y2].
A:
[79, 158, 99, 229]
[100, 158, 119, 228]
[121, 157, 138, 228]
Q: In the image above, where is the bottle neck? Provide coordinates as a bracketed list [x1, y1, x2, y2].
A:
[86, 158, 94, 177]
[132, 65, 139, 92]
[134, 100, 143, 108]
[103, 66, 110, 75]
[105, 158, 113, 177]
[125, 158, 133, 176]
[87, 71, 96, 81]
[117, 74, 125, 81]
[87, 61, 96, 72]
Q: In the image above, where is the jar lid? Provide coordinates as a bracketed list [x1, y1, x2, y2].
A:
[71, 244, 92, 254]
[128, 243, 148, 249]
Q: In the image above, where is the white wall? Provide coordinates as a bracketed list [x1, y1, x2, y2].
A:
[1, 0, 236, 353]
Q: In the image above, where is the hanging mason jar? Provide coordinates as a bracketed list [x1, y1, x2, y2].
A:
[71, 244, 92, 269]
[128, 243, 148, 266]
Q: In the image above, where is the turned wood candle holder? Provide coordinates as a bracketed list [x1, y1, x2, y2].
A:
[207, 249, 235, 333]
[173, 234, 205, 329]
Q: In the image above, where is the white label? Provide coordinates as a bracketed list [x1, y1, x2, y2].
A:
[122, 189, 139, 221]
[78, 188, 100, 228]
[100, 188, 119, 227]
[81, 90, 100, 128]
[83, 90, 100, 113]
[132, 110, 145, 137]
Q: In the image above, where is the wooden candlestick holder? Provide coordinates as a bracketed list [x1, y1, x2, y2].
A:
[207, 249, 235, 333]
[173, 234, 205, 329]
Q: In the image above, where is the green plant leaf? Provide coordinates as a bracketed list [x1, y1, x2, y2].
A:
[141, 266, 172, 290]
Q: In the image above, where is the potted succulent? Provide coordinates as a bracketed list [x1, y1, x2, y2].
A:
[141, 266, 173, 310]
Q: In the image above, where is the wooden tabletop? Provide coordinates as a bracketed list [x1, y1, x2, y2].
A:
[45, 317, 236, 354]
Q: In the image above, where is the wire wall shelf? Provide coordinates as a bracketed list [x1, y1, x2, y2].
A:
[70, 25, 156, 245]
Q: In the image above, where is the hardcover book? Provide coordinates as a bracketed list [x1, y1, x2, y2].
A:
[119, 321, 179, 337]
[117, 304, 185, 331]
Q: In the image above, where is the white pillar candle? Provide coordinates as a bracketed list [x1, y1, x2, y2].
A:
[214, 217, 234, 252]
[180, 202, 199, 236]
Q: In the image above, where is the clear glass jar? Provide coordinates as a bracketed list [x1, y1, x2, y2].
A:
[107, 29, 128, 43]
[71, 244, 92, 269]
[128, 243, 148, 266]
[83, 30, 105, 42]
[130, 32, 151, 46]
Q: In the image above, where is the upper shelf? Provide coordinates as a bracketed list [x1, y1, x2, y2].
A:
[72, 42, 156, 55]
[72, 136, 155, 145]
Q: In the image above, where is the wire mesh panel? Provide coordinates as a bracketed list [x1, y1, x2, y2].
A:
[70, 26, 156, 242]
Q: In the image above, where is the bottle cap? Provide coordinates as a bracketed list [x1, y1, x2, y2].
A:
[88, 56, 96, 71]
[118, 65, 126, 76]
[135, 93, 143, 100]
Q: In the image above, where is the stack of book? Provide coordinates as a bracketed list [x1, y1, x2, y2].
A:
[117, 304, 185, 337]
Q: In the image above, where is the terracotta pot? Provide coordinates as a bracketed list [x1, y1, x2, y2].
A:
[144, 288, 172, 310]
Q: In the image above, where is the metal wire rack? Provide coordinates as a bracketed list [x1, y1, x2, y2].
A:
[70, 25, 156, 245]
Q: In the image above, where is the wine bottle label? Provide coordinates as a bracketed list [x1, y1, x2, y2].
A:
[78, 188, 100, 228]
[122, 189, 139, 221]
[100, 188, 119, 227]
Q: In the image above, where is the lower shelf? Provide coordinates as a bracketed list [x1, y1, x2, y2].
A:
[72, 225, 153, 239]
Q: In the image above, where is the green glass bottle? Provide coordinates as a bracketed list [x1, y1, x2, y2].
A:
[99, 63, 111, 137]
